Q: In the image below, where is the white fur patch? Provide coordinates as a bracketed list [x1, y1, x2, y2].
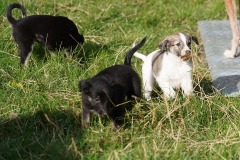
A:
[179, 33, 191, 57]
[23, 45, 33, 66]
[88, 96, 93, 102]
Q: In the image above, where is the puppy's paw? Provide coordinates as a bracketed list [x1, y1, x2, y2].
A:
[112, 124, 121, 131]
[144, 93, 152, 101]
[146, 97, 151, 101]
[184, 92, 194, 98]
[164, 91, 176, 99]
[224, 50, 236, 58]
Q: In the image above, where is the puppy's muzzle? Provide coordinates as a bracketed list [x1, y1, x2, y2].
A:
[181, 50, 192, 61]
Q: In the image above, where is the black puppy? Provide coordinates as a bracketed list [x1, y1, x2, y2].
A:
[6, 3, 84, 66]
[79, 37, 146, 129]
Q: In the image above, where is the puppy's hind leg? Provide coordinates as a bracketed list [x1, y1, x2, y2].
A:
[224, 0, 240, 58]
[142, 63, 155, 101]
[143, 80, 154, 101]
[142, 72, 155, 101]
[18, 40, 34, 66]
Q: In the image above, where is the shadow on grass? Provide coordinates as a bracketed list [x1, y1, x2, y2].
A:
[0, 109, 87, 159]
[78, 41, 109, 59]
[194, 77, 214, 96]
[31, 41, 109, 65]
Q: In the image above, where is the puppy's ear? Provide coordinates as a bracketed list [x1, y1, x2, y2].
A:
[79, 79, 91, 94]
[158, 39, 170, 53]
[191, 35, 199, 45]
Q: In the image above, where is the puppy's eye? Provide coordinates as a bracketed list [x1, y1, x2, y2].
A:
[187, 41, 191, 46]
[175, 43, 181, 47]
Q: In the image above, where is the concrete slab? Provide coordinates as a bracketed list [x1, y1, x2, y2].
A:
[198, 20, 240, 96]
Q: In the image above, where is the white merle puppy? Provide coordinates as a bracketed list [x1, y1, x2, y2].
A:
[134, 33, 198, 101]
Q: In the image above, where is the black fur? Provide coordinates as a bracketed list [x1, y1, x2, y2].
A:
[79, 37, 146, 129]
[6, 3, 84, 65]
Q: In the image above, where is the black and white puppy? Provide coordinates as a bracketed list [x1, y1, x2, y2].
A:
[134, 33, 198, 101]
[6, 3, 84, 66]
[79, 37, 146, 129]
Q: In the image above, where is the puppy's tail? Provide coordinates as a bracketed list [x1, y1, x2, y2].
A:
[6, 3, 26, 25]
[124, 37, 147, 66]
[134, 51, 147, 61]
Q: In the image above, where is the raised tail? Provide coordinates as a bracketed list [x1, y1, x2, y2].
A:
[124, 36, 147, 66]
[6, 3, 26, 25]
[134, 51, 147, 61]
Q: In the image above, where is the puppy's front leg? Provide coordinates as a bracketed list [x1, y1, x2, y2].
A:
[157, 80, 176, 98]
[81, 107, 90, 128]
[181, 75, 193, 96]
[162, 87, 176, 99]
[108, 107, 125, 131]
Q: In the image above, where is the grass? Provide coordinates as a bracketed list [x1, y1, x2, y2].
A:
[0, 0, 240, 159]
